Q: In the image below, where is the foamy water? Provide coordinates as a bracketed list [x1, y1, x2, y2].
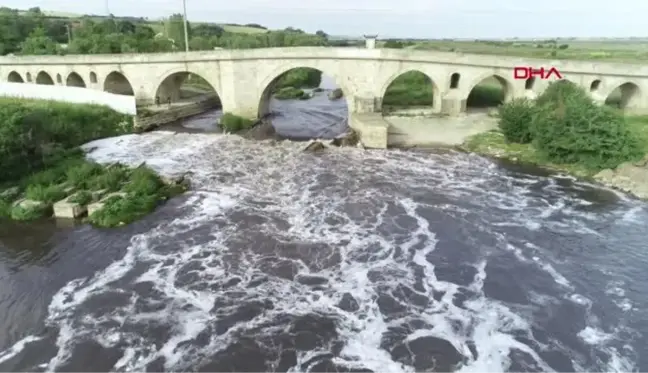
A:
[0, 132, 646, 372]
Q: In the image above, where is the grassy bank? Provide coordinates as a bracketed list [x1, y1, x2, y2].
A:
[0, 98, 187, 227]
[460, 82, 648, 180]
[391, 39, 648, 62]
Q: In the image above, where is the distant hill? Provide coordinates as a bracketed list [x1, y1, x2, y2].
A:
[17, 9, 272, 35]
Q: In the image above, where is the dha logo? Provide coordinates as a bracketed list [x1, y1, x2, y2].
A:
[513, 66, 563, 80]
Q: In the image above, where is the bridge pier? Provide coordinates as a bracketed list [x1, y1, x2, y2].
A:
[156, 74, 187, 103]
[440, 90, 465, 116]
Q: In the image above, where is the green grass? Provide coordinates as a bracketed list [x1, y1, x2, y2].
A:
[461, 114, 648, 177]
[626, 115, 648, 153]
[396, 39, 648, 62]
[219, 24, 268, 34]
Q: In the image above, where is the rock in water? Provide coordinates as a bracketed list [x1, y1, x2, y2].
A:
[303, 139, 332, 152]
[332, 130, 359, 147]
[328, 88, 343, 100]
[242, 121, 276, 140]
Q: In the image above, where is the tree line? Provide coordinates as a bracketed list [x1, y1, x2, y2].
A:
[0, 7, 360, 56]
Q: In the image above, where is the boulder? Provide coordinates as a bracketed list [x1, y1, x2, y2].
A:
[328, 88, 343, 100]
[331, 130, 359, 147]
[303, 139, 333, 152]
[53, 195, 88, 219]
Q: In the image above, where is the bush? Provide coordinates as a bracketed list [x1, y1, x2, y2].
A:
[220, 113, 255, 133]
[498, 98, 536, 143]
[24, 184, 67, 203]
[123, 167, 165, 196]
[66, 162, 104, 188]
[68, 190, 93, 205]
[499, 80, 643, 171]
[0, 98, 133, 183]
[274, 87, 306, 100]
[86, 164, 130, 191]
[88, 194, 159, 227]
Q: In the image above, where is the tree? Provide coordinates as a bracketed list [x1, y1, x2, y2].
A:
[164, 14, 190, 50]
[315, 30, 328, 39]
[20, 27, 58, 55]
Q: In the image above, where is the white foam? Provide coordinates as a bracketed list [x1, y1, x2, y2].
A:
[0, 132, 642, 372]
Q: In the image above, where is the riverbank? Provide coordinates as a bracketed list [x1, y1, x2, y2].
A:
[459, 115, 648, 199]
[0, 98, 188, 227]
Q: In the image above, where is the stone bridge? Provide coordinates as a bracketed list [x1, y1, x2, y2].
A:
[1, 47, 648, 148]
[1, 47, 647, 117]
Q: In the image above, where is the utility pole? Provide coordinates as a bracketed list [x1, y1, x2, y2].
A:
[182, 0, 190, 52]
[66, 24, 72, 44]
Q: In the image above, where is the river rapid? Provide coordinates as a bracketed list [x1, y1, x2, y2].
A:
[0, 78, 646, 372]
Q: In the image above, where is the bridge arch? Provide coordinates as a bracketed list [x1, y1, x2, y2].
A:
[604, 82, 642, 110]
[89, 72, 98, 84]
[380, 69, 438, 114]
[465, 73, 513, 110]
[103, 71, 134, 96]
[7, 71, 23, 83]
[66, 72, 86, 88]
[590, 79, 602, 92]
[35, 71, 54, 85]
[153, 69, 220, 107]
[258, 63, 354, 118]
[25, 73, 32, 83]
[258, 64, 353, 139]
[56, 73, 62, 84]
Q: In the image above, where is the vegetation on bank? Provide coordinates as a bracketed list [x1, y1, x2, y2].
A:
[0, 6, 344, 56]
[274, 68, 322, 91]
[379, 38, 648, 62]
[219, 113, 256, 132]
[274, 87, 308, 100]
[462, 81, 646, 177]
[0, 98, 187, 226]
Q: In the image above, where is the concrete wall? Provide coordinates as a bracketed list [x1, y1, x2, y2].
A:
[135, 95, 220, 130]
[0, 82, 137, 115]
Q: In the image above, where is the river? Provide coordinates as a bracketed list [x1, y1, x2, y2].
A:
[0, 76, 646, 372]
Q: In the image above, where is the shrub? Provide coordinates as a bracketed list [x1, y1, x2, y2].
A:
[0, 200, 11, 218]
[68, 190, 93, 205]
[24, 184, 67, 203]
[220, 113, 255, 133]
[66, 162, 104, 188]
[88, 194, 160, 227]
[530, 81, 643, 170]
[123, 167, 165, 196]
[11, 203, 49, 221]
[0, 98, 133, 183]
[498, 98, 537, 143]
[86, 165, 130, 191]
[274, 87, 306, 100]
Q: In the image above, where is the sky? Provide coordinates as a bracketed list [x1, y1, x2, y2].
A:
[4, 0, 648, 39]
